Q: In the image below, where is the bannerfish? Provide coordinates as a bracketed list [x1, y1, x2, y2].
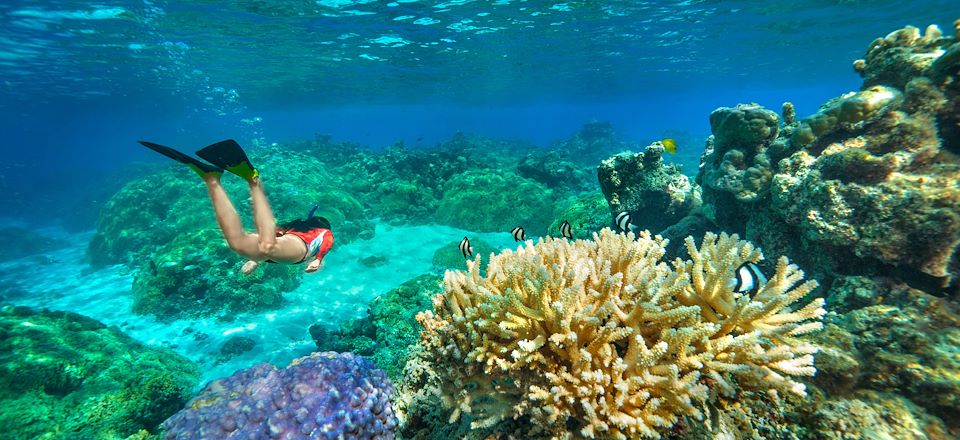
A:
[559, 220, 573, 239]
[729, 261, 767, 296]
[459, 236, 473, 258]
[511, 226, 526, 242]
[662, 138, 678, 154]
[615, 211, 634, 233]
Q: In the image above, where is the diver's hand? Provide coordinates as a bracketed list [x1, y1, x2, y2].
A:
[305, 259, 322, 273]
[241, 260, 260, 275]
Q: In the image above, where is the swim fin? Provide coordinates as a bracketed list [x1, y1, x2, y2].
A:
[195, 139, 259, 182]
[138, 141, 224, 177]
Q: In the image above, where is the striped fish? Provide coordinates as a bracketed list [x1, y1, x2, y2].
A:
[511, 226, 526, 242]
[615, 211, 633, 233]
[459, 236, 473, 258]
[559, 220, 573, 239]
[730, 261, 767, 296]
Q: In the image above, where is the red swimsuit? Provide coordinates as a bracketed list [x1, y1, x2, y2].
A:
[277, 227, 334, 264]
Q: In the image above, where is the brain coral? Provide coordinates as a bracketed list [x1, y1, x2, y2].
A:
[414, 229, 824, 439]
[162, 352, 397, 439]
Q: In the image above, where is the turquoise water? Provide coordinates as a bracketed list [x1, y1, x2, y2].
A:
[1, 2, 959, 439]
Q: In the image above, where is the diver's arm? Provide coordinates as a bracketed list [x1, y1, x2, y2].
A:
[305, 229, 334, 273]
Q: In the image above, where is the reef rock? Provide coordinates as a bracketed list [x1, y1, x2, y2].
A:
[700, 22, 960, 287]
[598, 143, 701, 234]
[162, 352, 397, 439]
[0, 306, 199, 439]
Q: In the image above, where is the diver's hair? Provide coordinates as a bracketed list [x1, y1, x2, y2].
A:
[279, 216, 331, 232]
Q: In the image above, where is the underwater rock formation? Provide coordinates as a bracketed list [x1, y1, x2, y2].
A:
[311, 275, 442, 381]
[598, 143, 701, 234]
[811, 276, 960, 431]
[411, 229, 823, 439]
[0, 305, 199, 439]
[162, 352, 397, 439]
[699, 22, 960, 288]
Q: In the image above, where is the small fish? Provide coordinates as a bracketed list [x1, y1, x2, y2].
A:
[559, 220, 573, 239]
[662, 138, 677, 154]
[729, 261, 767, 296]
[615, 211, 634, 233]
[183, 265, 199, 271]
[459, 236, 473, 258]
[161, 261, 178, 268]
[511, 226, 526, 242]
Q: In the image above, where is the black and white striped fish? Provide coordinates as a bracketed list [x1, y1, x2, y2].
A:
[559, 220, 573, 239]
[615, 211, 634, 233]
[511, 226, 526, 242]
[459, 236, 473, 258]
[729, 261, 767, 296]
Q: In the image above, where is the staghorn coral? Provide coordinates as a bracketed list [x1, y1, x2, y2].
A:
[414, 229, 824, 439]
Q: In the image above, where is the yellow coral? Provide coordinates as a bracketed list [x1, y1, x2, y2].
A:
[415, 229, 825, 439]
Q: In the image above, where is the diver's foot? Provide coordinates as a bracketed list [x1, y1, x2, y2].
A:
[196, 139, 259, 183]
[138, 140, 225, 179]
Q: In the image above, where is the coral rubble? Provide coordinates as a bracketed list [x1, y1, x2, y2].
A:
[162, 352, 397, 439]
[412, 229, 823, 439]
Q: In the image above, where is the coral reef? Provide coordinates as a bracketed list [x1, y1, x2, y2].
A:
[598, 144, 701, 234]
[436, 169, 558, 234]
[0, 306, 199, 439]
[546, 192, 612, 241]
[517, 149, 593, 192]
[553, 120, 633, 166]
[698, 104, 779, 210]
[162, 352, 397, 439]
[311, 275, 442, 381]
[131, 228, 300, 321]
[432, 237, 499, 276]
[698, 22, 960, 287]
[811, 276, 960, 431]
[412, 229, 823, 439]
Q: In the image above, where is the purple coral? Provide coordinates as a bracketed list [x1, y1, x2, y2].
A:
[162, 352, 397, 439]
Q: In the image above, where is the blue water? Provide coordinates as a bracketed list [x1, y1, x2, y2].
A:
[2, 1, 955, 205]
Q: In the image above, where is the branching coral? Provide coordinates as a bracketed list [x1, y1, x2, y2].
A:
[415, 229, 824, 439]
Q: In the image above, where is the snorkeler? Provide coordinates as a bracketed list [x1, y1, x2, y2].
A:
[138, 139, 334, 274]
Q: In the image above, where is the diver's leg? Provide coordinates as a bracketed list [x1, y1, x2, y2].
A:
[248, 179, 279, 253]
[203, 175, 260, 258]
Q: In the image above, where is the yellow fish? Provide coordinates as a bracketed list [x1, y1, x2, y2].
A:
[662, 138, 677, 154]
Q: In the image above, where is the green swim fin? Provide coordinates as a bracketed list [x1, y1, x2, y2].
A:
[138, 141, 224, 177]
[195, 139, 259, 182]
